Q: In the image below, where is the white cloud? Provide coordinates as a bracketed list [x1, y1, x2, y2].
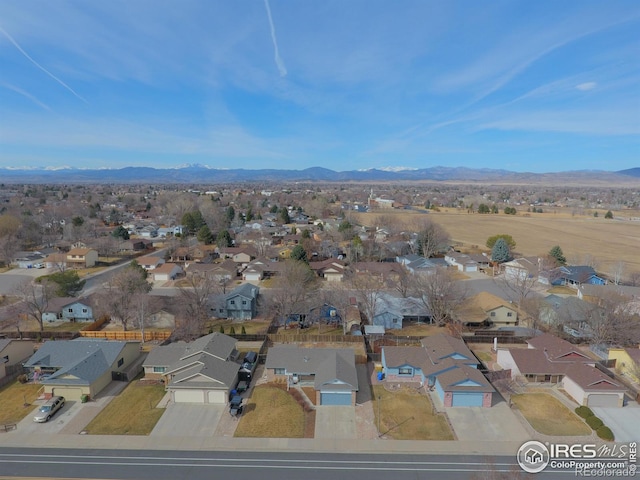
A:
[576, 82, 597, 91]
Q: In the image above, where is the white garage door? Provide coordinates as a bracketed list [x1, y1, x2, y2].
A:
[207, 390, 226, 404]
[52, 387, 85, 401]
[173, 390, 205, 403]
[587, 394, 619, 408]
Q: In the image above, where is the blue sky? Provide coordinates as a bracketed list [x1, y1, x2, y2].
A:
[0, 1, 638, 173]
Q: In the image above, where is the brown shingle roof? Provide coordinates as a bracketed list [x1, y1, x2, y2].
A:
[527, 333, 592, 361]
[564, 363, 625, 391]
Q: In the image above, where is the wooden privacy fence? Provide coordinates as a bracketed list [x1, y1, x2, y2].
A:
[78, 331, 172, 342]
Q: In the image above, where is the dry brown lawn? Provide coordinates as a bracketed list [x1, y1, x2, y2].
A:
[84, 379, 166, 435]
[206, 318, 271, 335]
[373, 385, 453, 440]
[511, 393, 591, 436]
[353, 210, 640, 273]
[276, 324, 344, 335]
[0, 381, 43, 425]
[234, 384, 306, 438]
[397, 323, 447, 337]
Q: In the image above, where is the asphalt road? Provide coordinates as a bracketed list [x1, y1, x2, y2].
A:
[0, 447, 566, 480]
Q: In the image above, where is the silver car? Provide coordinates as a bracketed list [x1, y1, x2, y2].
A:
[33, 396, 65, 423]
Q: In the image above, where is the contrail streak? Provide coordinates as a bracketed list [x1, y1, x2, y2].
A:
[0, 26, 87, 103]
[263, 0, 287, 77]
[2, 83, 52, 111]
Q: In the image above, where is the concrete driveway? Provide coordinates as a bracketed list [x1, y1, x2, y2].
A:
[151, 403, 225, 437]
[15, 400, 83, 435]
[592, 405, 640, 442]
[314, 406, 357, 439]
[446, 401, 529, 442]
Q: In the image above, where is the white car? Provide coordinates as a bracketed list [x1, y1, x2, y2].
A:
[33, 263, 45, 269]
[33, 396, 65, 423]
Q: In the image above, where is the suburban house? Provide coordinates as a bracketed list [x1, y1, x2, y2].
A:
[44, 253, 68, 270]
[608, 347, 640, 383]
[185, 260, 237, 282]
[13, 251, 46, 269]
[309, 258, 346, 282]
[241, 258, 283, 282]
[455, 292, 519, 327]
[151, 262, 183, 282]
[395, 255, 447, 275]
[265, 345, 359, 406]
[137, 255, 165, 270]
[143, 332, 240, 404]
[539, 265, 607, 286]
[503, 257, 540, 281]
[42, 297, 94, 323]
[217, 246, 256, 264]
[372, 293, 431, 331]
[212, 283, 260, 320]
[497, 333, 624, 407]
[540, 295, 601, 339]
[0, 339, 34, 382]
[444, 251, 478, 272]
[66, 248, 98, 269]
[381, 333, 494, 407]
[23, 339, 142, 400]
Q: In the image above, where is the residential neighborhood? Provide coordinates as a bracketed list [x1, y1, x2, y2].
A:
[0, 180, 639, 477]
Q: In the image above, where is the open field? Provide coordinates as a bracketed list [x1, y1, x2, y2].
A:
[353, 209, 640, 274]
[511, 393, 591, 436]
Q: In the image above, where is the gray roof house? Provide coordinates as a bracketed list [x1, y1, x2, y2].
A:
[213, 283, 260, 320]
[372, 293, 431, 331]
[382, 333, 494, 408]
[143, 332, 240, 404]
[265, 345, 358, 405]
[23, 339, 141, 401]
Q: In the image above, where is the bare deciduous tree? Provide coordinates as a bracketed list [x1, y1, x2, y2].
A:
[610, 261, 626, 285]
[495, 271, 539, 305]
[409, 218, 450, 258]
[409, 267, 467, 326]
[100, 263, 152, 331]
[176, 273, 221, 340]
[268, 260, 319, 323]
[13, 279, 55, 333]
[347, 271, 386, 325]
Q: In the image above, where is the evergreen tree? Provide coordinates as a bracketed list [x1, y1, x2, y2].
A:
[216, 229, 233, 248]
[226, 206, 235, 223]
[491, 238, 511, 263]
[605, 210, 613, 219]
[197, 225, 214, 244]
[48, 270, 86, 297]
[280, 208, 290, 224]
[549, 245, 566, 266]
[290, 245, 308, 263]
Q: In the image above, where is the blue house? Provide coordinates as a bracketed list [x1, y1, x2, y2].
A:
[544, 266, 606, 286]
[381, 333, 494, 407]
[372, 293, 431, 331]
[214, 283, 259, 321]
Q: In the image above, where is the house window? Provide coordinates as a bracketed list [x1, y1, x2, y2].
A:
[274, 368, 285, 375]
[117, 358, 124, 367]
[68, 308, 73, 313]
[219, 309, 224, 313]
[153, 367, 166, 373]
[242, 300, 247, 305]
[398, 367, 413, 375]
[82, 309, 87, 313]
[507, 312, 513, 317]
[230, 300, 235, 305]
[490, 312, 496, 317]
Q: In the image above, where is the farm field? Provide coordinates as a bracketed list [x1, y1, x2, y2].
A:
[354, 209, 640, 274]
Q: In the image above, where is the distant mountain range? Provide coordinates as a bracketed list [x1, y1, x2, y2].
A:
[0, 165, 638, 184]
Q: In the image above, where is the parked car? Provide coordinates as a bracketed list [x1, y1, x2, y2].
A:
[33, 263, 45, 269]
[33, 396, 65, 423]
[229, 395, 243, 417]
[236, 380, 248, 393]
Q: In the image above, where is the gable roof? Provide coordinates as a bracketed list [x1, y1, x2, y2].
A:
[563, 363, 625, 392]
[24, 339, 131, 385]
[265, 345, 358, 391]
[168, 352, 239, 390]
[420, 333, 476, 364]
[527, 333, 592, 361]
[437, 364, 495, 392]
[225, 283, 259, 301]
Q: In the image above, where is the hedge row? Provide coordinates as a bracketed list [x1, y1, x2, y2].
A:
[575, 406, 615, 441]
